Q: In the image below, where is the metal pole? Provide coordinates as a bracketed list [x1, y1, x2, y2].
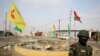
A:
[69, 9, 72, 37]
[5, 12, 8, 56]
[9, 21, 11, 32]
[58, 19, 60, 36]
[4, 12, 7, 37]
[30, 26, 32, 48]
[74, 18, 76, 38]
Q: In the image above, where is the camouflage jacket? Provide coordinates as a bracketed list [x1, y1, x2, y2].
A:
[69, 43, 93, 56]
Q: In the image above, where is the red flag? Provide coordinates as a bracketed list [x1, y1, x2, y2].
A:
[74, 10, 82, 23]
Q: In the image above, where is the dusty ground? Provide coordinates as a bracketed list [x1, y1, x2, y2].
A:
[13, 41, 100, 56]
[0, 40, 99, 56]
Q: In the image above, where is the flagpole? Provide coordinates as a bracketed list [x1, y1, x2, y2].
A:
[69, 9, 72, 37]
[30, 26, 32, 48]
[4, 12, 7, 37]
[74, 18, 76, 38]
[5, 12, 9, 56]
[74, 10, 81, 39]
[58, 19, 60, 37]
[9, 21, 11, 32]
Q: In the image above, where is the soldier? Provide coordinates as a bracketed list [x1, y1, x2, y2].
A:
[69, 30, 93, 56]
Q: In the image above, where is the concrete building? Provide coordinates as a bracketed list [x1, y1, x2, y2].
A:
[55, 30, 82, 39]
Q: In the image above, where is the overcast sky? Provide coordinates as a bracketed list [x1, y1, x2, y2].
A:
[0, 0, 100, 33]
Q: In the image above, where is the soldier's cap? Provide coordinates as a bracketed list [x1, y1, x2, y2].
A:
[78, 30, 89, 38]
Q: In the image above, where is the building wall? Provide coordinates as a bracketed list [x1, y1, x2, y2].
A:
[56, 31, 79, 39]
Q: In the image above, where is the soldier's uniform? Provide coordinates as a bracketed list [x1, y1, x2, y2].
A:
[69, 43, 92, 56]
[69, 30, 93, 56]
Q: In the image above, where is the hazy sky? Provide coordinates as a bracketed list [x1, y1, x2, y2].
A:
[0, 0, 100, 33]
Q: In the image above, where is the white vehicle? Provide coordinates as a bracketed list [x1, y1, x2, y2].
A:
[58, 34, 69, 40]
[63, 34, 69, 39]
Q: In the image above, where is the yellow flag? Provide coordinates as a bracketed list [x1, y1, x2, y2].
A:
[7, 1, 26, 29]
